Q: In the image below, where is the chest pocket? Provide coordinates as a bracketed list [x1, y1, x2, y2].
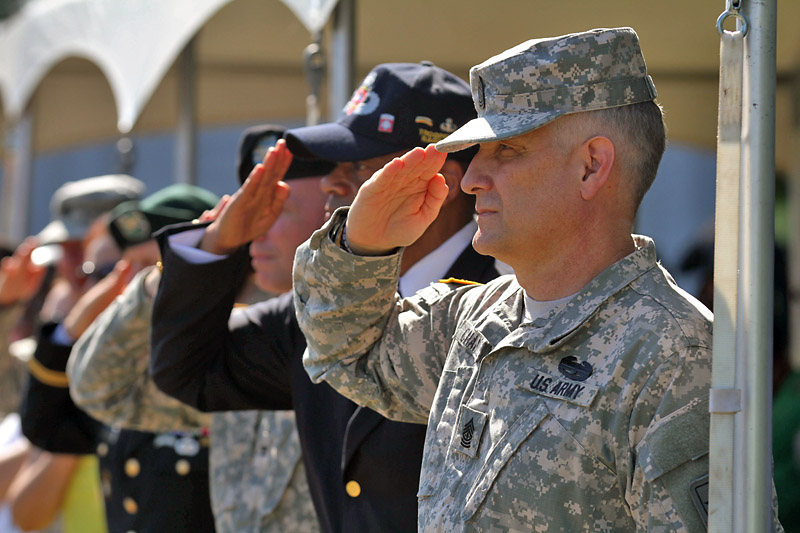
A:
[462, 400, 550, 521]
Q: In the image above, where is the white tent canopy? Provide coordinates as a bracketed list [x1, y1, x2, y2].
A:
[0, 0, 235, 132]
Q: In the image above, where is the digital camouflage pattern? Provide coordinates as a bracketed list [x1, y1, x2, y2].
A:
[69, 267, 211, 431]
[295, 211, 717, 531]
[436, 27, 658, 153]
[68, 267, 317, 533]
[210, 410, 315, 533]
[0, 304, 27, 417]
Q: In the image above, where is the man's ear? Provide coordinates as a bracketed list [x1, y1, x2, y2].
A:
[579, 136, 615, 201]
[439, 159, 466, 205]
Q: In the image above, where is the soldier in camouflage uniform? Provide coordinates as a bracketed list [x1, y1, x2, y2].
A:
[291, 28, 783, 531]
[67, 126, 327, 533]
[67, 267, 318, 533]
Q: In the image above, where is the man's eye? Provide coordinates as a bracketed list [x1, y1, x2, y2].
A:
[355, 162, 368, 172]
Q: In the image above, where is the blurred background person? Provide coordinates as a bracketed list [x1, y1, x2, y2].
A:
[1, 175, 142, 533]
[19, 184, 219, 533]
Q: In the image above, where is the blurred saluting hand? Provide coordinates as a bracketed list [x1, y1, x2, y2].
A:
[200, 140, 293, 255]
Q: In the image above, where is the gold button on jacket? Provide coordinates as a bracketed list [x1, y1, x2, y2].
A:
[345, 480, 361, 498]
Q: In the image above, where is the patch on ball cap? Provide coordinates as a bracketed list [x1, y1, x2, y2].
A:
[115, 210, 151, 243]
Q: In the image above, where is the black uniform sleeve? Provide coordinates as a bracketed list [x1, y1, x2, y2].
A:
[149, 223, 296, 412]
[19, 323, 103, 454]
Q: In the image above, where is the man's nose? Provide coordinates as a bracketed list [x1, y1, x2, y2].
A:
[320, 175, 351, 197]
[461, 152, 492, 195]
[461, 167, 485, 195]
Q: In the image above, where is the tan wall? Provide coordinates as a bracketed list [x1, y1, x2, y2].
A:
[2, 0, 797, 170]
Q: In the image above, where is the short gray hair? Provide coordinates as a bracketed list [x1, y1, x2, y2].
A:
[555, 101, 666, 212]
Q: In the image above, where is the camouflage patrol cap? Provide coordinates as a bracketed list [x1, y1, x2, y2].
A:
[37, 174, 145, 245]
[436, 27, 658, 152]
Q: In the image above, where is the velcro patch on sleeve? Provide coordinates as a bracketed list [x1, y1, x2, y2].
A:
[689, 474, 709, 526]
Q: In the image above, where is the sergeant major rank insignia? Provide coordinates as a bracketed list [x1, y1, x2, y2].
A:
[461, 418, 475, 448]
[452, 406, 487, 458]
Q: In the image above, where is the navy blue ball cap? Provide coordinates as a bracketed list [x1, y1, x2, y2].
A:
[236, 124, 336, 185]
[285, 61, 476, 162]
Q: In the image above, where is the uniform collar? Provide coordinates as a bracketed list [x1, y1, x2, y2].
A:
[488, 235, 659, 354]
[399, 220, 477, 296]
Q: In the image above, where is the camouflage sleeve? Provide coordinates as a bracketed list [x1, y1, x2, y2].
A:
[68, 267, 211, 432]
[294, 208, 470, 424]
[627, 344, 712, 531]
[0, 304, 26, 417]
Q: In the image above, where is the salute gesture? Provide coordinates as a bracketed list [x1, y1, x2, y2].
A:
[200, 140, 294, 255]
[0, 237, 47, 307]
[344, 145, 448, 256]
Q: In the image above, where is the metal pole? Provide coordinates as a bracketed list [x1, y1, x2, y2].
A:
[176, 36, 197, 185]
[0, 111, 34, 241]
[736, 1, 776, 531]
[789, 80, 800, 370]
[327, 0, 355, 121]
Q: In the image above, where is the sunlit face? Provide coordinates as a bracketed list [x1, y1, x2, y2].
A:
[249, 176, 327, 294]
[123, 240, 161, 273]
[460, 121, 581, 267]
[57, 240, 86, 289]
[319, 151, 406, 219]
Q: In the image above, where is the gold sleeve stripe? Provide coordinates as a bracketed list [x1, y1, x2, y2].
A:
[27, 357, 70, 388]
[437, 277, 483, 286]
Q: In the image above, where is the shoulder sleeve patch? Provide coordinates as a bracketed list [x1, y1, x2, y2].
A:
[689, 473, 709, 527]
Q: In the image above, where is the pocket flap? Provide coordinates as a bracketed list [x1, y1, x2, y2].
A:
[462, 401, 550, 521]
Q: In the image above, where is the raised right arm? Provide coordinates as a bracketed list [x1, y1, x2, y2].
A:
[149, 225, 297, 412]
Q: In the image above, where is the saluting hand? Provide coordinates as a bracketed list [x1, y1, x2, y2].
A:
[345, 145, 448, 255]
[0, 237, 47, 307]
[200, 140, 293, 255]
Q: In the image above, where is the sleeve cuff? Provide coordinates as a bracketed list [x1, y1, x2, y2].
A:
[169, 228, 230, 264]
[51, 323, 75, 346]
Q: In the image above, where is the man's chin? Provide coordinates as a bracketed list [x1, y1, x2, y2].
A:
[472, 231, 495, 255]
[254, 278, 288, 295]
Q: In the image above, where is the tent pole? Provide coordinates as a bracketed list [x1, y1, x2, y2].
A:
[176, 36, 197, 185]
[787, 77, 800, 372]
[327, 0, 355, 121]
[1, 111, 33, 241]
[737, 1, 776, 530]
